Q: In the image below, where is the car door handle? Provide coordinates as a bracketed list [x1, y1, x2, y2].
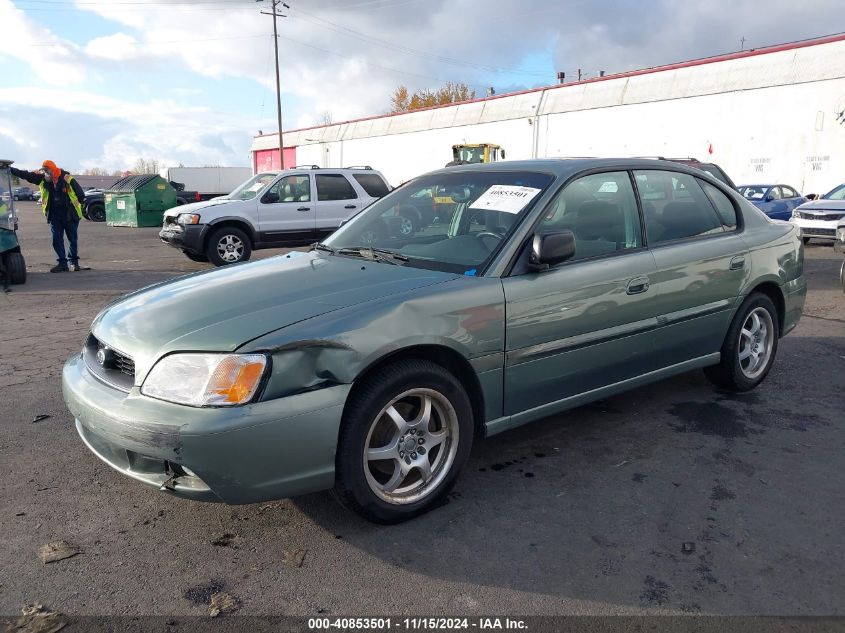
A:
[625, 276, 650, 295]
[730, 256, 745, 271]
[344, 204, 357, 209]
[297, 206, 311, 212]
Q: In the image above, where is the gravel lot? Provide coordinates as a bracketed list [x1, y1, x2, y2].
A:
[2, 202, 843, 618]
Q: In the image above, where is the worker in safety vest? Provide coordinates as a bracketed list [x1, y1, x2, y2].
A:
[11, 160, 85, 272]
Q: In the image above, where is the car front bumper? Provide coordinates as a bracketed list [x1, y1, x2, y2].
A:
[791, 218, 839, 239]
[159, 223, 208, 254]
[62, 352, 349, 504]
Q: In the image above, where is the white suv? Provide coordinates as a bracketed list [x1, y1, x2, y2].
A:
[160, 166, 391, 266]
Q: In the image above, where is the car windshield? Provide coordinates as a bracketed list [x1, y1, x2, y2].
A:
[226, 172, 278, 200]
[739, 186, 769, 200]
[822, 184, 845, 200]
[322, 170, 555, 274]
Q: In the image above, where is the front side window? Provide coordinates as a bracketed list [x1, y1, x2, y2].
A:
[781, 186, 798, 199]
[324, 171, 554, 273]
[265, 175, 310, 202]
[635, 170, 725, 244]
[316, 174, 357, 201]
[537, 171, 642, 262]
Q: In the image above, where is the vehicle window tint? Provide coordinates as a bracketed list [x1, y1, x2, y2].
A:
[770, 187, 782, 200]
[316, 174, 357, 201]
[634, 170, 725, 244]
[538, 171, 642, 262]
[700, 181, 737, 230]
[781, 186, 798, 198]
[266, 175, 310, 202]
[353, 173, 390, 198]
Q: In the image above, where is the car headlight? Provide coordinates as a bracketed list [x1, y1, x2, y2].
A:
[838, 227, 845, 242]
[176, 213, 201, 225]
[141, 353, 267, 407]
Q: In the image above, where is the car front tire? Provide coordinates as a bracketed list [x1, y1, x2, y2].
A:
[704, 292, 779, 391]
[87, 202, 106, 222]
[334, 359, 474, 524]
[206, 226, 252, 267]
[3, 252, 26, 284]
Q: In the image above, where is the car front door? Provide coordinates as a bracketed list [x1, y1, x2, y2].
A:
[315, 173, 361, 236]
[502, 171, 660, 417]
[634, 170, 749, 367]
[257, 173, 316, 243]
[780, 186, 806, 219]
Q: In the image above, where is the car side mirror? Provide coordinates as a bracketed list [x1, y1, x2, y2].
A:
[500, 149, 506, 160]
[262, 191, 279, 204]
[530, 230, 575, 268]
[764, 194, 774, 202]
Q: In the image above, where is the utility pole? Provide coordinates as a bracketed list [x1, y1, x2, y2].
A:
[258, 0, 289, 169]
[740, 36, 746, 51]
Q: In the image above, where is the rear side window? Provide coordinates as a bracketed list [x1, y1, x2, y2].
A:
[700, 181, 738, 230]
[353, 173, 390, 197]
[538, 171, 642, 262]
[634, 170, 724, 244]
[316, 174, 357, 201]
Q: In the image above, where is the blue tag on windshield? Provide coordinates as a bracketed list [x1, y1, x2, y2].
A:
[464, 269, 477, 277]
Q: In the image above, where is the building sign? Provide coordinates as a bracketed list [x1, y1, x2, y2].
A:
[805, 155, 830, 171]
[749, 158, 771, 173]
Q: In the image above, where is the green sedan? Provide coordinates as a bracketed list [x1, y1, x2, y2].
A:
[62, 159, 806, 523]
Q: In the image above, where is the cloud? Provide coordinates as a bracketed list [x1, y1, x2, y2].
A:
[0, 0, 86, 85]
[0, 87, 259, 171]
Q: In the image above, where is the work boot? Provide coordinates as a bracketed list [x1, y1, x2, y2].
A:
[50, 264, 69, 273]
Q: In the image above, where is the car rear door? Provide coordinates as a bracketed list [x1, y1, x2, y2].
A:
[634, 170, 749, 367]
[256, 173, 316, 243]
[502, 171, 660, 416]
[314, 173, 361, 235]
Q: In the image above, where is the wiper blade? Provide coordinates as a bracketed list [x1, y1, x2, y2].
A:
[312, 242, 336, 254]
[336, 246, 409, 265]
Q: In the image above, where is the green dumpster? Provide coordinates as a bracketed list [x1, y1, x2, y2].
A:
[105, 174, 177, 227]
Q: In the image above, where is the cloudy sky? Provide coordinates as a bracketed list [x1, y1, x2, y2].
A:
[1, 0, 843, 173]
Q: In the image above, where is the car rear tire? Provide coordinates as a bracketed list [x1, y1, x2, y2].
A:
[334, 359, 474, 524]
[704, 293, 779, 392]
[4, 252, 26, 285]
[206, 226, 252, 267]
[87, 202, 106, 222]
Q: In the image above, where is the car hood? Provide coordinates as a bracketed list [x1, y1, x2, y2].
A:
[795, 199, 845, 213]
[163, 197, 241, 218]
[91, 252, 458, 383]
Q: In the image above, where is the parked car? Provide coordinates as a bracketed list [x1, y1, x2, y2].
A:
[81, 188, 105, 222]
[835, 217, 845, 292]
[159, 166, 391, 266]
[12, 186, 35, 201]
[738, 184, 807, 220]
[790, 183, 845, 244]
[63, 158, 806, 523]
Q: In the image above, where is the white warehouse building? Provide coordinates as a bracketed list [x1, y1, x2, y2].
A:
[251, 33, 845, 194]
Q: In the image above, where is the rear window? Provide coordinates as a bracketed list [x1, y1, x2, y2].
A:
[353, 173, 390, 198]
[316, 174, 357, 201]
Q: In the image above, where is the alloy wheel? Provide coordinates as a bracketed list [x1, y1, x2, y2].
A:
[738, 307, 774, 379]
[216, 234, 244, 263]
[363, 388, 458, 505]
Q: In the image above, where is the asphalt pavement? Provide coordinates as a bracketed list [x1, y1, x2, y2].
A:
[1, 202, 843, 619]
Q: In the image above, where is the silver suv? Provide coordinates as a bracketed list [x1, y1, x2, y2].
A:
[159, 166, 391, 266]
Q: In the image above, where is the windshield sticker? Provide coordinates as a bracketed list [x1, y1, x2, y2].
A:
[469, 185, 542, 214]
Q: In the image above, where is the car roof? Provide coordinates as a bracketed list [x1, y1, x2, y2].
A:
[429, 157, 730, 180]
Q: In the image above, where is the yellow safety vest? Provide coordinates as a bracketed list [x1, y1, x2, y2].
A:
[40, 173, 83, 220]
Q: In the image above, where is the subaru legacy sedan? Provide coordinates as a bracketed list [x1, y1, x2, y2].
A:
[63, 159, 806, 523]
